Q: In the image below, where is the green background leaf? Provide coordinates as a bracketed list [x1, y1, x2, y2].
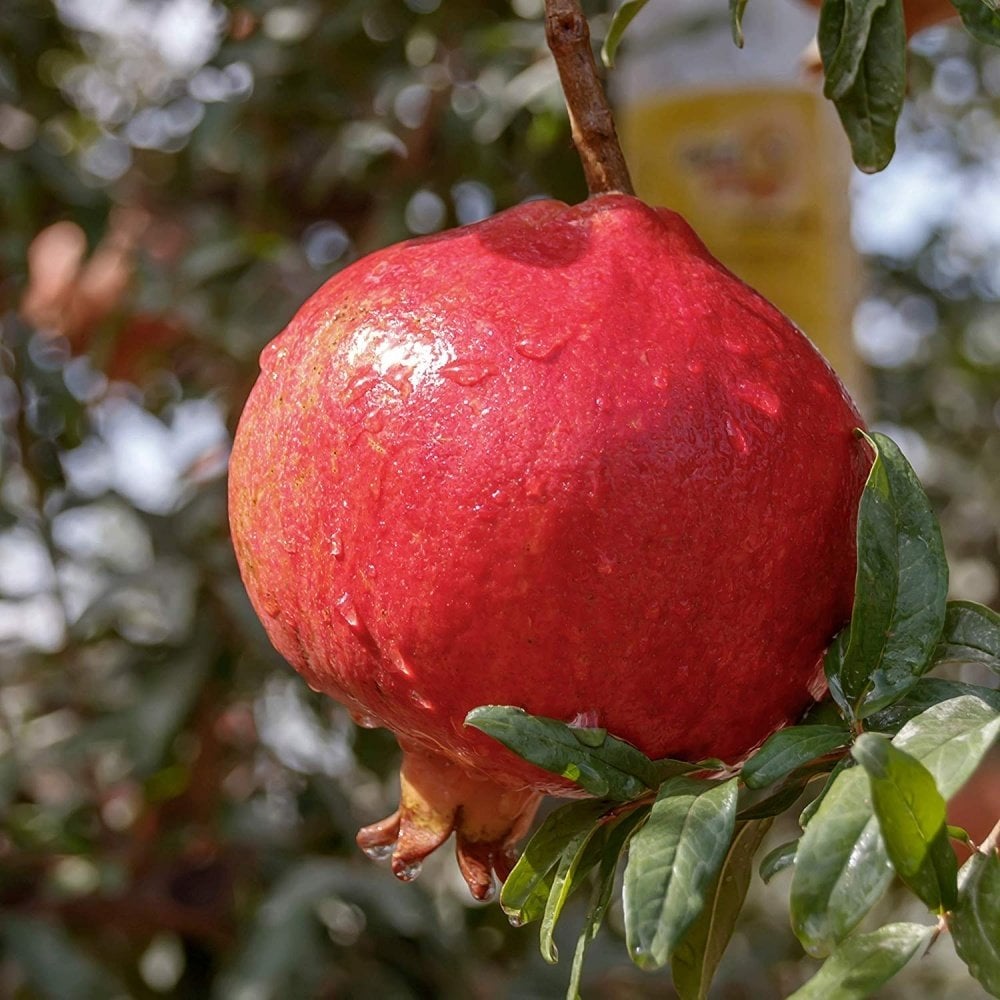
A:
[821, 0, 907, 172]
[567, 810, 647, 999]
[671, 819, 774, 1000]
[949, 0, 1000, 46]
[832, 431, 949, 718]
[787, 923, 933, 1000]
[934, 600, 1000, 675]
[623, 777, 739, 970]
[760, 839, 799, 884]
[466, 706, 658, 800]
[601, 0, 651, 68]
[792, 696, 999, 955]
[742, 725, 851, 790]
[952, 849, 1000, 996]
[501, 799, 610, 926]
[851, 734, 958, 911]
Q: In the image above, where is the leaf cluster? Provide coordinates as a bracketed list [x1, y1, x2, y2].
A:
[467, 431, 1000, 999]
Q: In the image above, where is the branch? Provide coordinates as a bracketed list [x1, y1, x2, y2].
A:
[544, 0, 634, 197]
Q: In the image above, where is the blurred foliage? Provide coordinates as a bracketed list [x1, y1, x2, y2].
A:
[0, 2, 997, 998]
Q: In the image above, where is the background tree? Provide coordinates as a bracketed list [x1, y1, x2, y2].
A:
[0, 1, 997, 997]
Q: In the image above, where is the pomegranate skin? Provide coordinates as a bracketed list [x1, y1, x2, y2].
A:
[229, 194, 869, 891]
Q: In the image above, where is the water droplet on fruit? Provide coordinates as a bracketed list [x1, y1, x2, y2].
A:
[687, 359, 703, 375]
[329, 531, 344, 558]
[395, 860, 422, 882]
[514, 331, 569, 361]
[388, 646, 415, 679]
[480, 880, 497, 902]
[723, 331, 748, 355]
[439, 359, 498, 386]
[350, 708, 380, 729]
[525, 476, 549, 504]
[362, 843, 394, 862]
[336, 593, 371, 641]
[384, 363, 415, 399]
[346, 369, 380, 405]
[736, 380, 781, 417]
[725, 418, 749, 454]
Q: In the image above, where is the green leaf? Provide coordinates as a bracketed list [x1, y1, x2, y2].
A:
[601, 0, 651, 68]
[501, 799, 611, 927]
[790, 764, 890, 957]
[821, 0, 892, 101]
[799, 755, 855, 829]
[952, 849, 1000, 996]
[820, 0, 906, 172]
[829, 431, 948, 719]
[671, 819, 773, 1000]
[466, 706, 659, 800]
[539, 810, 609, 964]
[623, 776, 739, 970]
[791, 695, 1000, 955]
[934, 600, 1000, 676]
[949, 0, 1000, 46]
[787, 923, 933, 1000]
[729, 0, 750, 47]
[851, 733, 958, 911]
[742, 725, 851, 790]
[760, 839, 798, 883]
[893, 695, 1000, 798]
[0, 915, 126, 1000]
[567, 809, 647, 1000]
[866, 678, 1000, 734]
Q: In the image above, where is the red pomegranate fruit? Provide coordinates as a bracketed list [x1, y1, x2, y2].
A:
[228, 193, 869, 898]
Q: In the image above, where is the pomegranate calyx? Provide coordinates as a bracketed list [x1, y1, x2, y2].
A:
[357, 744, 542, 899]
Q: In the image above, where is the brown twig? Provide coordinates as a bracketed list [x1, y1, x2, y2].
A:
[544, 0, 634, 197]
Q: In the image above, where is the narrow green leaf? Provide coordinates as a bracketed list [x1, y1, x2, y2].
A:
[601, 0, 651, 68]
[729, 0, 750, 47]
[799, 756, 855, 829]
[952, 849, 1000, 996]
[567, 809, 647, 1000]
[742, 725, 851, 789]
[651, 756, 704, 783]
[866, 678, 1000, 734]
[831, 431, 948, 719]
[539, 814, 608, 964]
[820, 0, 891, 100]
[738, 754, 843, 821]
[671, 819, 773, 1000]
[821, 0, 906, 172]
[760, 839, 798, 883]
[787, 923, 933, 1000]
[949, 0, 1000, 46]
[934, 600, 1000, 676]
[501, 799, 610, 926]
[0, 916, 126, 1000]
[623, 776, 739, 971]
[792, 695, 999, 955]
[466, 706, 659, 800]
[851, 734, 958, 911]
[790, 765, 890, 957]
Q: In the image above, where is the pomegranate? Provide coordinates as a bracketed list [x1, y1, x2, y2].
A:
[228, 194, 869, 898]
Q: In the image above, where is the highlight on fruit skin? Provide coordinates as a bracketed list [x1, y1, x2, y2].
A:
[227, 193, 871, 898]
